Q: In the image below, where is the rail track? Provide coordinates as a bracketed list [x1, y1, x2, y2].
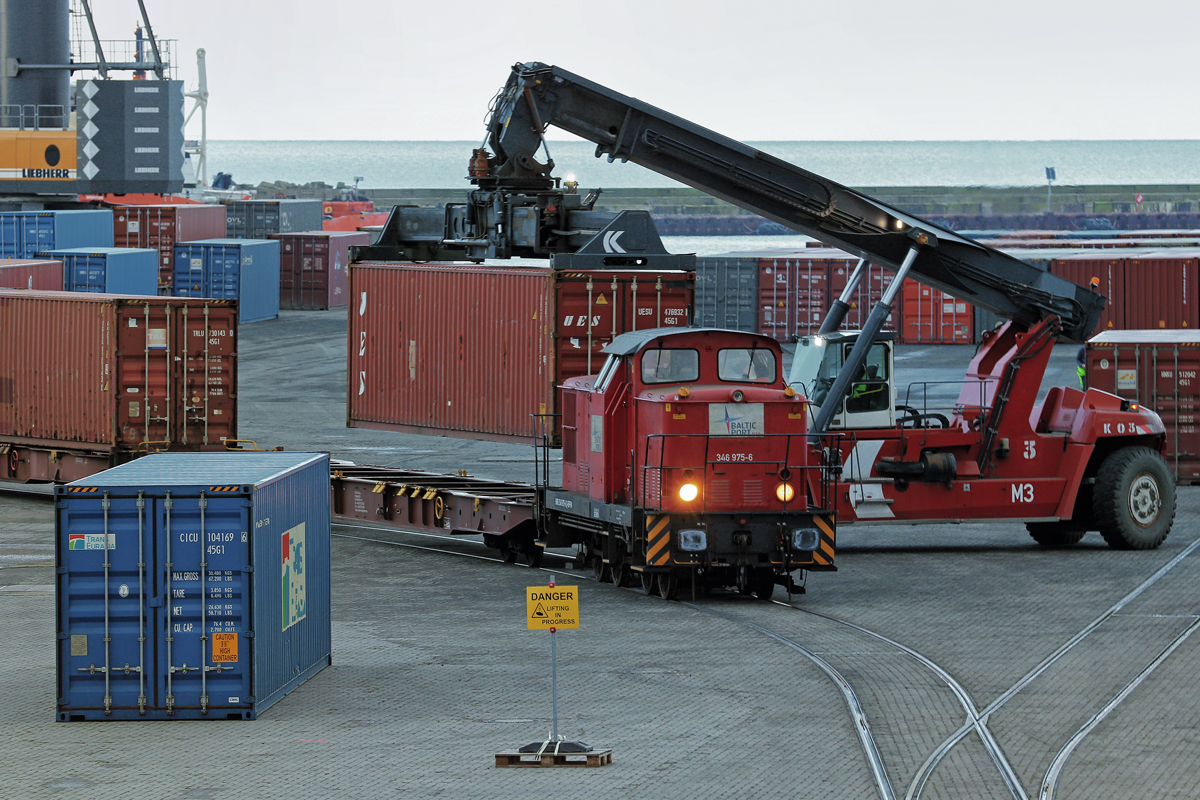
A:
[332, 520, 1200, 799]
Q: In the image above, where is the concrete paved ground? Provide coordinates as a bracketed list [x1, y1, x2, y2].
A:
[1, 309, 1195, 800]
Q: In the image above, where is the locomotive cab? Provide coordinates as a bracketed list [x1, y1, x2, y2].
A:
[550, 327, 836, 600]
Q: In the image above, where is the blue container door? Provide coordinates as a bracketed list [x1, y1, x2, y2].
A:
[208, 247, 241, 299]
[58, 489, 254, 720]
[173, 246, 206, 296]
[154, 491, 253, 718]
[24, 215, 56, 257]
[58, 492, 158, 718]
[68, 254, 107, 293]
[0, 214, 23, 257]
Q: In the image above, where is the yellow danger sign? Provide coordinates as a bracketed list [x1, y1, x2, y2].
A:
[526, 585, 580, 630]
[212, 632, 239, 663]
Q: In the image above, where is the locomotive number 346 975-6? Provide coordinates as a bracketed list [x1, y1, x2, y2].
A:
[715, 453, 753, 462]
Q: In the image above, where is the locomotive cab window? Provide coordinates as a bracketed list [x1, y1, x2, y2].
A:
[718, 348, 776, 383]
[642, 348, 699, 384]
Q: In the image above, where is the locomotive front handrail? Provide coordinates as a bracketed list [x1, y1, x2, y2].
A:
[638, 432, 836, 513]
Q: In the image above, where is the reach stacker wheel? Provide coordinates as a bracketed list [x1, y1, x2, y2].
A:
[1093, 446, 1176, 550]
[1025, 522, 1087, 547]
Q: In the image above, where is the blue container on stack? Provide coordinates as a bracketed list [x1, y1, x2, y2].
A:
[45, 247, 159, 295]
[0, 210, 113, 258]
[172, 239, 280, 323]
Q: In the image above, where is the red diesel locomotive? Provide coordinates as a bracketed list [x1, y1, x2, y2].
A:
[536, 326, 836, 600]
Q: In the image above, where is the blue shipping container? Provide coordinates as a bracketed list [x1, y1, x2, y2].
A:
[46, 247, 159, 295]
[0, 210, 114, 258]
[173, 239, 280, 323]
[56, 452, 331, 721]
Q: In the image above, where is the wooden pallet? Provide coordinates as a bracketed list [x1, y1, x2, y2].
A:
[494, 749, 613, 768]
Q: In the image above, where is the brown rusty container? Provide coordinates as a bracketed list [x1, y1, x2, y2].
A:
[0, 259, 62, 290]
[111, 204, 227, 292]
[348, 262, 694, 444]
[272, 231, 370, 310]
[1086, 330, 1200, 484]
[1051, 254, 1124, 333]
[1122, 251, 1200, 330]
[0, 290, 237, 481]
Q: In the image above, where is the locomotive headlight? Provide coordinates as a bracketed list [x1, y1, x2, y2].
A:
[679, 483, 699, 502]
[791, 528, 820, 551]
[775, 482, 795, 502]
[678, 529, 707, 552]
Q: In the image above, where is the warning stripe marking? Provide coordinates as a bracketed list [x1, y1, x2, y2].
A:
[66, 487, 98, 493]
[208, 485, 240, 492]
[812, 514, 836, 566]
[646, 514, 671, 565]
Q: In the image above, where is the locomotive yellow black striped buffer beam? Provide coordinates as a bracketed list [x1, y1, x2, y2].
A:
[645, 514, 671, 566]
[811, 513, 835, 567]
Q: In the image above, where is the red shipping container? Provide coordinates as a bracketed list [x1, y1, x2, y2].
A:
[0, 259, 62, 290]
[348, 263, 694, 444]
[1122, 252, 1199, 330]
[112, 204, 227, 291]
[1087, 330, 1200, 483]
[0, 290, 237, 472]
[1051, 254, 1124, 332]
[273, 231, 370, 310]
[897, 281, 975, 344]
[756, 257, 832, 341]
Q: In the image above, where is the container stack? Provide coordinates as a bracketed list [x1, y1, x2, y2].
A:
[1086, 331, 1200, 484]
[0, 289, 238, 483]
[55, 452, 332, 721]
[272, 230, 369, 310]
[47, 247, 159, 295]
[173, 239, 281, 323]
[697, 238, 1200, 344]
[222, 200, 323, 239]
[0, 209, 113, 257]
[111, 204, 227, 294]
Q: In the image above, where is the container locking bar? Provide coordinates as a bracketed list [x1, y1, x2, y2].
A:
[164, 492, 175, 715]
[198, 492, 209, 715]
[101, 492, 112, 715]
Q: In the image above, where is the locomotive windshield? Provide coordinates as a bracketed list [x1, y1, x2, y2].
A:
[642, 348, 700, 384]
[717, 348, 776, 383]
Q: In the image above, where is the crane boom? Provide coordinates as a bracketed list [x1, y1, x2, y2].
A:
[484, 62, 1104, 342]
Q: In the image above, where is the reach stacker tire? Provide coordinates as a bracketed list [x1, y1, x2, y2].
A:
[1093, 446, 1176, 550]
[1025, 522, 1088, 547]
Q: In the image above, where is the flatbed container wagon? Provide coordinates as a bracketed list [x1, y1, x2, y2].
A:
[348, 262, 694, 444]
[0, 290, 238, 484]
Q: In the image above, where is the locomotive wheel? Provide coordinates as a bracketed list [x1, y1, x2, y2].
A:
[640, 570, 659, 596]
[1093, 446, 1176, 550]
[752, 571, 776, 601]
[1025, 522, 1087, 546]
[592, 556, 611, 583]
[657, 570, 679, 601]
[611, 560, 629, 588]
[497, 540, 518, 564]
[521, 541, 543, 568]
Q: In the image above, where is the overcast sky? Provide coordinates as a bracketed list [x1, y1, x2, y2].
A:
[90, 0, 1197, 142]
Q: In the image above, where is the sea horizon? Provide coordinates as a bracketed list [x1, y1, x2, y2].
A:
[203, 139, 1200, 192]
